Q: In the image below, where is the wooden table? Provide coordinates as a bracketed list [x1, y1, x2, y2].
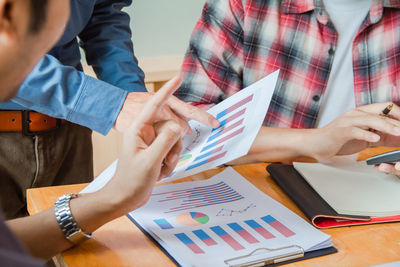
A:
[27, 148, 400, 267]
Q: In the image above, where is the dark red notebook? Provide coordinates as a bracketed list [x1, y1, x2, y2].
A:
[266, 164, 400, 228]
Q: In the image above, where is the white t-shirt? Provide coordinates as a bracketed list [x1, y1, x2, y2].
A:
[316, 0, 374, 128]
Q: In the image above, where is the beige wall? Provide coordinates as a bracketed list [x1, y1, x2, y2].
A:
[127, 0, 206, 57]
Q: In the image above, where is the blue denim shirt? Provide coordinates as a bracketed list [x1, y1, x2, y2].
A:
[0, 0, 146, 135]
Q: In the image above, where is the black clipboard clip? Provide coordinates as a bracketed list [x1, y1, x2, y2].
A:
[224, 245, 304, 267]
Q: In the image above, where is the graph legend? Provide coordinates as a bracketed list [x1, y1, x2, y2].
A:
[153, 218, 174, 230]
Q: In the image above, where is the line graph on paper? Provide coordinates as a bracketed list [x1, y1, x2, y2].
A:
[182, 128, 201, 154]
[151, 181, 244, 213]
[216, 203, 256, 217]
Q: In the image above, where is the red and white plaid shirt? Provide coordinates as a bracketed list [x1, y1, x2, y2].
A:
[176, 0, 400, 129]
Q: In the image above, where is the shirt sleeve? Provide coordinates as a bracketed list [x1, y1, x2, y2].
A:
[175, 0, 245, 107]
[12, 55, 127, 135]
[78, 0, 146, 92]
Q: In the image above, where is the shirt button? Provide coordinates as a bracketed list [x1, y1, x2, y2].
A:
[312, 94, 321, 102]
[328, 47, 335, 56]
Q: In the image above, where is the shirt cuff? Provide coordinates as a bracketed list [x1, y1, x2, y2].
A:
[68, 75, 128, 135]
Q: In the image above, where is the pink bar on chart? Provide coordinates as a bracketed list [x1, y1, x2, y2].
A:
[269, 220, 295, 237]
[203, 238, 217, 246]
[254, 227, 275, 239]
[219, 234, 245, 251]
[236, 230, 259, 244]
[187, 243, 205, 254]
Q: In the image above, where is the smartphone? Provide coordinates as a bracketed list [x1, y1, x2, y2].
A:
[366, 149, 400, 165]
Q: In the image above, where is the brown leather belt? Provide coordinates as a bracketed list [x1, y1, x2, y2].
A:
[0, 110, 64, 136]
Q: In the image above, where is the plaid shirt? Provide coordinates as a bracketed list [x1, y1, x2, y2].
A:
[176, 0, 400, 129]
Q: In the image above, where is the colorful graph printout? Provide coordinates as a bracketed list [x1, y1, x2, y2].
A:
[261, 215, 296, 237]
[227, 223, 259, 244]
[163, 70, 280, 181]
[245, 219, 275, 240]
[175, 233, 204, 254]
[152, 181, 244, 213]
[210, 226, 245, 251]
[153, 218, 173, 230]
[127, 167, 333, 267]
[176, 212, 210, 226]
[193, 230, 217, 246]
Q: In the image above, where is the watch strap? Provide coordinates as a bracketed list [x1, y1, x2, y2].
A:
[54, 193, 92, 245]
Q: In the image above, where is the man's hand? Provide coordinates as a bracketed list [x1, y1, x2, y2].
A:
[100, 77, 186, 214]
[114, 76, 219, 133]
[305, 102, 400, 161]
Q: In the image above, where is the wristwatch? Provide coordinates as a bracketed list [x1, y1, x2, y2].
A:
[54, 193, 92, 245]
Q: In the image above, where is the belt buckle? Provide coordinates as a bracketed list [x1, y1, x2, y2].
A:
[21, 110, 62, 136]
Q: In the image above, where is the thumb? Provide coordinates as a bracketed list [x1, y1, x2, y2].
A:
[147, 121, 182, 165]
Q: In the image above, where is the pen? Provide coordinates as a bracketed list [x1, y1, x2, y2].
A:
[380, 103, 393, 117]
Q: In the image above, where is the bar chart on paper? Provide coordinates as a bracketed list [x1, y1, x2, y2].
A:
[129, 167, 333, 267]
[152, 181, 244, 213]
[165, 70, 280, 181]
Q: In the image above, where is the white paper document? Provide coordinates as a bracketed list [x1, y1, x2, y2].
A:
[166, 70, 279, 181]
[81, 71, 279, 193]
[128, 168, 332, 267]
[294, 161, 400, 217]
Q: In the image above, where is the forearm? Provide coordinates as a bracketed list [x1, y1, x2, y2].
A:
[229, 126, 317, 164]
[6, 191, 123, 259]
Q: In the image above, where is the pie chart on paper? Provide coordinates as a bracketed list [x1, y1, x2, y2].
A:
[176, 212, 210, 226]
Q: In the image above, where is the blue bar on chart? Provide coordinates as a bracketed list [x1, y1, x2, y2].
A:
[212, 109, 246, 133]
[227, 223, 259, 244]
[186, 151, 227, 171]
[210, 226, 245, 251]
[207, 118, 245, 143]
[201, 127, 245, 153]
[193, 229, 217, 246]
[244, 220, 275, 240]
[175, 233, 205, 254]
[261, 215, 296, 237]
[153, 218, 174, 230]
[193, 145, 224, 162]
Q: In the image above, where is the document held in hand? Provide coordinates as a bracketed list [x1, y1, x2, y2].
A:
[81, 71, 279, 193]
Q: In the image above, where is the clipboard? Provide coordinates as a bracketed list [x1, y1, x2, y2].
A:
[224, 245, 337, 267]
[266, 164, 400, 228]
[127, 213, 337, 266]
